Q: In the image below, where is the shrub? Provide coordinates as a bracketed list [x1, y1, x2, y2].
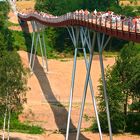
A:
[126, 113, 140, 133]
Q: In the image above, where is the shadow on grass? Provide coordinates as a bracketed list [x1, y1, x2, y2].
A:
[19, 20, 89, 139]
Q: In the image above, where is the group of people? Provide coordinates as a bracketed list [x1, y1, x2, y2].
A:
[73, 9, 140, 31]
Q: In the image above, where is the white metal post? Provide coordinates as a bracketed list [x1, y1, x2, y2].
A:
[29, 21, 48, 72]
[80, 27, 103, 140]
[66, 27, 79, 140]
[31, 31, 40, 71]
[29, 21, 36, 71]
[42, 31, 49, 72]
[76, 31, 96, 140]
[97, 32, 113, 140]
[36, 23, 45, 69]
[38, 32, 45, 68]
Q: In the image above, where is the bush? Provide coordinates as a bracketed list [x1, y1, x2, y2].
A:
[0, 113, 44, 134]
[91, 112, 125, 133]
[93, 66, 126, 133]
[126, 113, 140, 133]
[0, 1, 10, 27]
[0, 51, 27, 113]
[92, 44, 140, 133]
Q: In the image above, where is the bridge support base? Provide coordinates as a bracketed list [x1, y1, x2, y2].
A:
[29, 21, 48, 73]
[66, 27, 113, 140]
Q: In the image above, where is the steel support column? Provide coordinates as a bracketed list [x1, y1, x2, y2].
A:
[29, 21, 48, 73]
[97, 32, 113, 140]
[66, 26, 80, 140]
[76, 31, 96, 140]
[42, 30, 49, 71]
[80, 27, 103, 140]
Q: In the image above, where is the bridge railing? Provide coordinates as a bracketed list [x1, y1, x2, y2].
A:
[74, 11, 139, 34]
[18, 10, 140, 34]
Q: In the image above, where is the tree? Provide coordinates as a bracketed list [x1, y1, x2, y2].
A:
[0, 51, 27, 112]
[96, 65, 126, 133]
[0, 51, 27, 139]
[116, 43, 140, 115]
[0, 2, 28, 138]
[93, 44, 140, 133]
[0, 1, 10, 28]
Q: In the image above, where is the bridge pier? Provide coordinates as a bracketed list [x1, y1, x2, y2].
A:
[79, 27, 103, 140]
[22, 23, 113, 140]
[76, 29, 97, 140]
[66, 26, 107, 140]
[66, 26, 79, 140]
[29, 21, 48, 73]
[97, 32, 113, 140]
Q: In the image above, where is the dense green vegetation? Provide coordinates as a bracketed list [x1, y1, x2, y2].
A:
[0, 1, 44, 135]
[35, 0, 120, 15]
[92, 43, 140, 133]
[0, 113, 44, 134]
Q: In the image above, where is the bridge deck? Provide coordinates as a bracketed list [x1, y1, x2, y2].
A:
[18, 12, 140, 43]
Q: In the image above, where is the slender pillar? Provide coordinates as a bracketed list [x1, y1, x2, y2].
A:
[80, 27, 103, 140]
[66, 27, 79, 140]
[42, 31, 49, 71]
[66, 48, 78, 140]
[31, 31, 40, 71]
[29, 21, 36, 71]
[76, 31, 96, 140]
[38, 32, 45, 68]
[97, 32, 113, 140]
[29, 21, 48, 72]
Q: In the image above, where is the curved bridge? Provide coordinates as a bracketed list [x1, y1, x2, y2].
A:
[18, 11, 140, 43]
[16, 9, 140, 140]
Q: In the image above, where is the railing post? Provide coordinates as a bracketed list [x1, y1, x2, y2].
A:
[116, 19, 118, 30]
[72, 12, 74, 25]
[96, 16, 97, 29]
[110, 18, 112, 29]
[92, 14, 94, 24]
[122, 20, 124, 32]
[88, 13, 90, 26]
[84, 12, 86, 22]
[82, 12, 84, 22]
[105, 17, 107, 29]
[78, 10, 79, 21]
[92, 14, 94, 28]
[128, 20, 130, 32]
[135, 21, 137, 34]
[100, 17, 101, 27]
[84, 12, 86, 26]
